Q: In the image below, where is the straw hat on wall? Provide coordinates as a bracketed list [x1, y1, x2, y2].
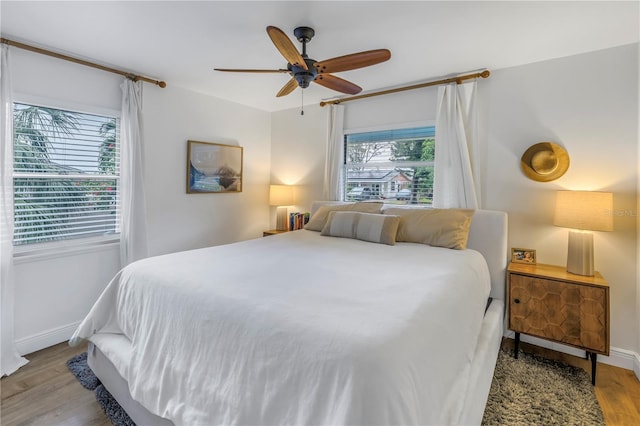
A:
[520, 142, 570, 182]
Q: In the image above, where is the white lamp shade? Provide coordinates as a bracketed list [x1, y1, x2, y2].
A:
[554, 190, 613, 276]
[553, 191, 613, 232]
[269, 185, 294, 206]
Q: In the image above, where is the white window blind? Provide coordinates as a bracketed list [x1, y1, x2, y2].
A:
[344, 126, 435, 205]
[13, 103, 120, 245]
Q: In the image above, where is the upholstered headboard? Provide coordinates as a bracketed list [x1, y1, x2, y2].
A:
[310, 202, 508, 300]
[465, 209, 508, 301]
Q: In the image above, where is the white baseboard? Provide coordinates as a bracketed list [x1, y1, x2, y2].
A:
[15, 321, 80, 356]
[504, 330, 640, 378]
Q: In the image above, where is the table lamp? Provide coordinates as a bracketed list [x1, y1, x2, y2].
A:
[553, 190, 613, 276]
[269, 185, 294, 231]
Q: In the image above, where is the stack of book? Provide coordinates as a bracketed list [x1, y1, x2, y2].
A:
[289, 212, 310, 230]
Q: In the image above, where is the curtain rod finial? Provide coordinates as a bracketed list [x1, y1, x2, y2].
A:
[480, 70, 490, 78]
[158, 81, 167, 88]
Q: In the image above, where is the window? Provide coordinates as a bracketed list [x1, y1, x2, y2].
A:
[13, 103, 120, 246]
[344, 126, 435, 205]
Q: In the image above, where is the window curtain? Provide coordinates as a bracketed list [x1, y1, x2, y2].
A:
[322, 104, 345, 201]
[120, 79, 148, 267]
[0, 44, 29, 377]
[433, 81, 480, 209]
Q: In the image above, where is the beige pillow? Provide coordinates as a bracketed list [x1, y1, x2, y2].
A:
[305, 202, 383, 231]
[320, 211, 400, 246]
[384, 208, 475, 250]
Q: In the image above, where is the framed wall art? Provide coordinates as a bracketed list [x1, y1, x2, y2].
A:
[187, 140, 243, 194]
[511, 247, 536, 264]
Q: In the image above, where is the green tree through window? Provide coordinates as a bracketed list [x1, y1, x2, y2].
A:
[390, 137, 435, 204]
[13, 103, 120, 245]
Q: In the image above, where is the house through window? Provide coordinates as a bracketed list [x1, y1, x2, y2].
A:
[343, 126, 435, 205]
[12, 102, 120, 246]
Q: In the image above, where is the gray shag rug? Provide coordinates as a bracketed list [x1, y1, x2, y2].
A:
[67, 352, 135, 426]
[66, 352, 99, 390]
[482, 349, 605, 425]
[68, 349, 604, 426]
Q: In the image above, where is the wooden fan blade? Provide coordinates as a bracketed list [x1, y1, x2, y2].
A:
[314, 49, 391, 74]
[276, 78, 299, 97]
[214, 68, 290, 73]
[314, 74, 362, 95]
[266, 26, 308, 70]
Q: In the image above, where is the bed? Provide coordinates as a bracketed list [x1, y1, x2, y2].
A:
[70, 202, 508, 426]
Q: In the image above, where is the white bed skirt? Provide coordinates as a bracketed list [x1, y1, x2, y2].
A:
[88, 340, 173, 426]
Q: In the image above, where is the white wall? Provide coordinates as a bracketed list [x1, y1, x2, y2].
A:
[271, 44, 639, 365]
[143, 85, 271, 255]
[270, 104, 326, 220]
[9, 48, 271, 354]
[483, 44, 638, 360]
[343, 87, 438, 131]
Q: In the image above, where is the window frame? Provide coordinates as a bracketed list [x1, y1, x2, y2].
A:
[342, 121, 436, 205]
[11, 93, 122, 258]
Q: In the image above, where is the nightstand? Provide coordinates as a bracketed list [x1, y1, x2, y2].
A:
[263, 229, 289, 237]
[507, 262, 610, 385]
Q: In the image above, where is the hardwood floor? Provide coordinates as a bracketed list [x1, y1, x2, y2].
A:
[1, 343, 110, 426]
[1, 339, 639, 425]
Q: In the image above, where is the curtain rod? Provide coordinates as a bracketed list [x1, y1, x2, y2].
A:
[0, 37, 166, 88]
[319, 70, 489, 107]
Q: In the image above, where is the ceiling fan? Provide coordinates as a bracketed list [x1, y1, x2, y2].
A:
[215, 26, 391, 97]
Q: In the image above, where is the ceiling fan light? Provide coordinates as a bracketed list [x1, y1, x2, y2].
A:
[291, 61, 317, 89]
[294, 73, 313, 88]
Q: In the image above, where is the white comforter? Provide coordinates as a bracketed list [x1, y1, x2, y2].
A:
[71, 230, 491, 426]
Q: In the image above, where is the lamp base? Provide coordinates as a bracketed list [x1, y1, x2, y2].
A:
[275, 206, 289, 231]
[566, 230, 594, 276]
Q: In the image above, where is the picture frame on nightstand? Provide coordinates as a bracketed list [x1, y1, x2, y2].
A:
[511, 247, 536, 264]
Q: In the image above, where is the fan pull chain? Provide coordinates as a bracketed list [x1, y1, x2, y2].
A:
[300, 89, 304, 115]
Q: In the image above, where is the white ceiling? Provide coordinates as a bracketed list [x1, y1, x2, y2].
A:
[1, 1, 638, 112]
